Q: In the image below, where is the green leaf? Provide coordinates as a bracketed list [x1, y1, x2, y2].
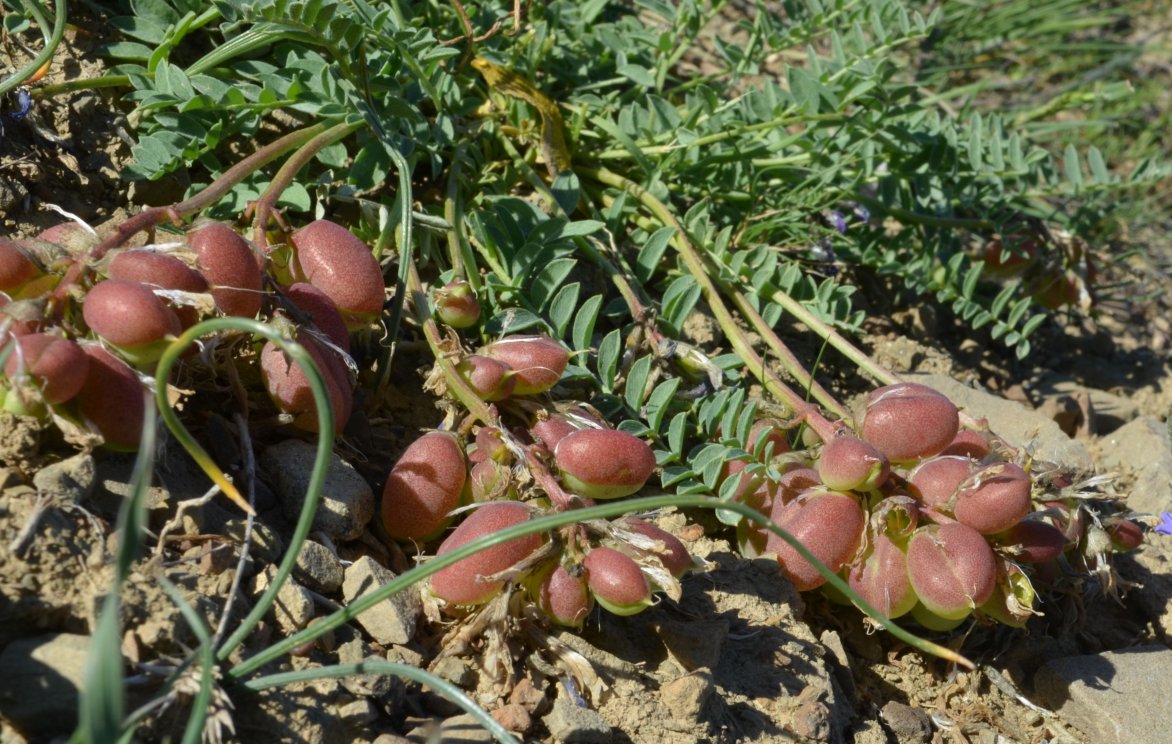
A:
[486, 307, 544, 336]
[644, 377, 681, 433]
[618, 63, 656, 87]
[1063, 143, 1083, 189]
[636, 227, 676, 283]
[111, 15, 169, 44]
[667, 411, 688, 458]
[572, 294, 604, 352]
[548, 282, 581, 340]
[624, 354, 654, 413]
[551, 171, 581, 216]
[531, 257, 578, 310]
[597, 328, 622, 391]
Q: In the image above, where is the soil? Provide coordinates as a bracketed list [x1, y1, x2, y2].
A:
[2, 9, 1172, 744]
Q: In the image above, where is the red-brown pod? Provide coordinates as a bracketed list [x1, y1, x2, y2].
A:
[76, 345, 149, 451]
[482, 334, 569, 395]
[860, 382, 959, 463]
[537, 563, 592, 627]
[285, 282, 350, 352]
[381, 431, 467, 541]
[430, 501, 542, 606]
[291, 220, 385, 324]
[188, 222, 264, 318]
[259, 336, 352, 434]
[554, 428, 656, 500]
[584, 546, 651, 614]
[765, 489, 865, 591]
[0, 239, 44, 293]
[83, 280, 181, 348]
[3, 333, 89, 404]
[906, 522, 996, 619]
[953, 462, 1032, 535]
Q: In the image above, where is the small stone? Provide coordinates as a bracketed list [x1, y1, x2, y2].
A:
[341, 556, 420, 646]
[261, 440, 374, 541]
[431, 656, 476, 687]
[492, 703, 532, 734]
[32, 453, 95, 502]
[253, 567, 315, 634]
[542, 696, 613, 744]
[1034, 645, 1172, 744]
[295, 539, 345, 594]
[0, 633, 90, 739]
[509, 677, 549, 715]
[337, 698, 378, 728]
[880, 700, 931, 743]
[660, 669, 714, 723]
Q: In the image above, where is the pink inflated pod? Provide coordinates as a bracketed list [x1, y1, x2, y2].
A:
[817, 434, 890, 492]
[430, 501, 543, 606]
[290, 219, 385, 328]
[554, 428, 656, 500]
[381, 431, 468, 541]
[905, 522, 996, 620]
[765, 488, 865, 591]
[482, 334, 569, 395]
[859, 382, 959, 463]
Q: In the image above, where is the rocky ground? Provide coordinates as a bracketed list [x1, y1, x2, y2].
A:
[2, 12, 1172, 744]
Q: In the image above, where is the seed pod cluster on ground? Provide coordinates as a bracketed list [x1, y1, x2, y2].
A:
[0, 218, 382, 447]
[723, 381, 1142, 629]
[378, 329, 692, 624]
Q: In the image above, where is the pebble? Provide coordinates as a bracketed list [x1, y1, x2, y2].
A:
[260, 439, 374, 541]
[660, 669, 715, 723]
[879, 700, 932, 743]
[32, 453, 95, 502]
[341, 555, 420, 646]
[542, 696, 613, 744]
[1096, 415, 1172, 514]
[491, 703, 533, 734]
[1033, 645, 1172, 744]
[252, 567, 315, 634]
[295, 539, 345, 594]
[0, 633, 90, 739]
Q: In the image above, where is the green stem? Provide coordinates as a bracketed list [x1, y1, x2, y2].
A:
[0, 0, 67, 96]
[580, 166, 839, 441]
[406, 259, 498, 428]
[155, 317, 336, 663]
[33, 73, 131, 97]
[250, 119, 365, 251]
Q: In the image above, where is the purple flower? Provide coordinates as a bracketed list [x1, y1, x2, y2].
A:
[1156, 512, 1172, 536]
[828, 210, 848, 234]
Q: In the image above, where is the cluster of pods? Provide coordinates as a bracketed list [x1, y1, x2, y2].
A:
[380, 330, 693, 624]
[0, 218, 382, 448]
[732, 382, 1140, 629]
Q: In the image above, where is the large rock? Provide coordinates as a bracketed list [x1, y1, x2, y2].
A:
[0, 633, 90, 739]
[905, 373, 1094, 473]
[261, 440, 374, 541]
[1034, 645, 1172, 744]
[1096, 416, 1172, 514]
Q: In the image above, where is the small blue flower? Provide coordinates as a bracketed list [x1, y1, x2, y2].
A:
[827, 210, 848, 235]
[1156, 512, 1172, 536]
[8, 86, 32, 121]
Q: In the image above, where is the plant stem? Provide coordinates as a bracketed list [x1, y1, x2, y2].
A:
[579, 166, 839, 441]
[48, 122, 331, 316]
[250, 119, 365, 252]
[0, 0, 67, 96]
[766, 288, 901, 387]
